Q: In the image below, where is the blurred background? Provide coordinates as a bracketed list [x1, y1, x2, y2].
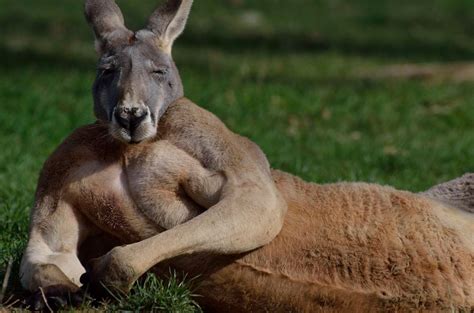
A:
[0, 0, 473, 306]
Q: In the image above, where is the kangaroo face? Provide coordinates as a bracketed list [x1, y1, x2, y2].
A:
[93, 32, 183, 143]
[86, 0, 192, 144]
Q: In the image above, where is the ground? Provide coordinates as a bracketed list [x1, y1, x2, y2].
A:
[0, 0, 473, 311]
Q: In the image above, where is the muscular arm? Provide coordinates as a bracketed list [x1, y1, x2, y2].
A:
[85, 99, 287, 292]
[126, 140, 226, 229]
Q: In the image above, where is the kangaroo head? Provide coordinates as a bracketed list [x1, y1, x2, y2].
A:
[85, 0, 192, 143]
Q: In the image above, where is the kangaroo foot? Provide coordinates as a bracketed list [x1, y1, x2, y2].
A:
[25, 263, 84, 311]
[80, 247, 139, 297]
[26, 284, 85, 311]
[422, 173, 474, 212]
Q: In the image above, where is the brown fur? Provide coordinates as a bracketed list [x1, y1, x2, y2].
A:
[20, 1, 473, 311]
[136, 169, 474, 312]
[22, 99, 473, 312]
[215, 171, 472, 311]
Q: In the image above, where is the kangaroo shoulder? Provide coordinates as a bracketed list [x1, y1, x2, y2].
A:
[36, 124, 120, 196]
[161, 99, 273, 174]
[161, 98, 230, 136]
[160, 98, 244, 167]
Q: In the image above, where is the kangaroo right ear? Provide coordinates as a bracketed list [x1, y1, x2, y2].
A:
[147, 0, 193, 54]
[84, 0, 133, 54]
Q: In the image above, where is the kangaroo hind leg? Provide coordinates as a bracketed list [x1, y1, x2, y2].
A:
[422, 173, 474, 213]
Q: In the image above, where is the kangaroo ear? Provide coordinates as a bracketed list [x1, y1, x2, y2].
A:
[85, 0, 133, 54]
[147, 0, 193, 53]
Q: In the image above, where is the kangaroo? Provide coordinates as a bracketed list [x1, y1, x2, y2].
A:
[20, 0, 473, 312]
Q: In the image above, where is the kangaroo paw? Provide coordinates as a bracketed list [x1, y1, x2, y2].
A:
[80, 247, 139, 297]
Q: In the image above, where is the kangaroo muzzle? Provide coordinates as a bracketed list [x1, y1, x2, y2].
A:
[110, 100, 156, 144]
[114, 106, 149, 134]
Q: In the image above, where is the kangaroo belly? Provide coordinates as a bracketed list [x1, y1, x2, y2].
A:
[65, 157, 473, 311]
[163, 170, 473, 312]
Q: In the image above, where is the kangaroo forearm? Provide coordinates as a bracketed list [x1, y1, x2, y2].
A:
[120, 189, 286, 278]
[21, 200, 88, 291]
[183, 168, 225, 208]
[137, 190, 202, 229]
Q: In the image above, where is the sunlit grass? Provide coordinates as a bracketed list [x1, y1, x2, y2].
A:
[1, 0, 473, 311]
[100, 272, 202, 313]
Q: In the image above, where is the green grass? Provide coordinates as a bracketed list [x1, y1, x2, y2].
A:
[101, 272, 201, 313]
[1, 0, 473, 310]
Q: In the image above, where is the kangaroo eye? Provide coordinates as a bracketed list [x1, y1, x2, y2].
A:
[152, 68, 168, 76]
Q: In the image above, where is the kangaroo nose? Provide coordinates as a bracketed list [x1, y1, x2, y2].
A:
[114, 107, 148, 133]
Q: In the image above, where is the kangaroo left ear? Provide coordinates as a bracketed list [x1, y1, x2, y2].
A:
[146, 0, 193, 53]
[84, 0, 134, 54]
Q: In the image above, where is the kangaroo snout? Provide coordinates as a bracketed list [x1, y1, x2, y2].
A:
[110, 103, 156, 144]
[114, 106, 149, 133]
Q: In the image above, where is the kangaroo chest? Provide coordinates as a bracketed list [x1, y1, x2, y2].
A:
[66, 141, 206, 242]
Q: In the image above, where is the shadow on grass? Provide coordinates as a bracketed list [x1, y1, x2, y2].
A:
[0, 47, 93, 71]
[3, 44, 468, 97]
[2, 23, 474, 75]
[179, 29, 474, 62]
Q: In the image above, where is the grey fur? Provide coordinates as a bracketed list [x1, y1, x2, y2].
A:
[147, 0, 193, 48]
[84, 0, 133, 53]
[422, 173, 474, 213]
[85, 0, 191, 143]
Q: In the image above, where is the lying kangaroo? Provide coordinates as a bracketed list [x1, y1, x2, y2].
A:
[20, 0, 473, 311]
